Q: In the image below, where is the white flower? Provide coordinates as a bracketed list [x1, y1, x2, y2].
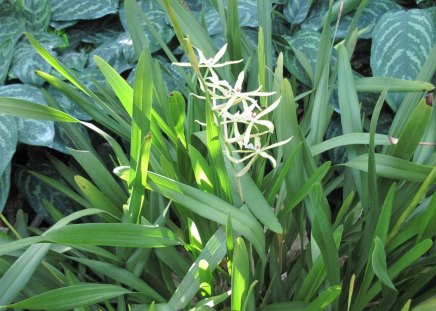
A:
[173, 44, 242, 72]
[225, 136, 293, 177]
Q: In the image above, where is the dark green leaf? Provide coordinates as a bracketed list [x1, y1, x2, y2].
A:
[0, 116, 17, 176]
[0, 84, 55, 146]
[0, 163, 11, 212]
[10, 39, 54, 86]
[372, 237, 396, 290]
[15, 165, 76, 221]
[120, 0, 175, 54]
[16, 0, 51, 31]
[371, 9, 435, 110]
[51, 0, 118, 21]
[284, 0, 312, 25]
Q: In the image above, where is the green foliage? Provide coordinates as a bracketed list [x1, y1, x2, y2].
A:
[0, 0, 435, 310]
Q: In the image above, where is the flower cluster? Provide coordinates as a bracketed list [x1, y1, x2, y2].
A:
[174, 44, 291, 176]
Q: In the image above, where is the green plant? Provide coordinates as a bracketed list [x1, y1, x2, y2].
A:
[0, 0, 435, 310]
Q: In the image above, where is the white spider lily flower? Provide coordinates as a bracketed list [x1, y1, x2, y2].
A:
[225, 136, 293, 177]
[173, 44, 242, 72]
[242, 97, 281, 146]
[208, 71, 274, 112]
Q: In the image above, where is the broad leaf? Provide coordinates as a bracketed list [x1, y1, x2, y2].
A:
[10, 39, 54, 86]
[371, 9, 435, 110]
[88, 33, 134, 73]
[335, 0, 402, 39]
[120, 0, 175, 53]
[15, 165, 76, 221]
[0, 16, 25, 84]
[16, 0, 51, 31]
[283, 29, 320, 86]
[0, 116, 17, 176]
[0, 163, 11, 212]
[47, 85, 91, 120]
[51, 0, 118, 21]
[284, 0, 312, 25]
[0, 84, 55, 147]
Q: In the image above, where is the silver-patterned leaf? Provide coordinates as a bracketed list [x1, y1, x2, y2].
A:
[10, 39, 54, 86]
[237, 0, 258, 28]
[0, 16, 25, 84]
[0, 116, 17, 176]
[32, 31, 68, 49]
[204, 2, 222, 36]
[87, 33, 133, 73]
[0, 38, 15, 85]
[283, 29, 321, 86]
[0, 16, 25, 42]
[51, 0, 118, 21]
[119, 0, 175, 54]
[52, 122, 91, 153]
[334, 0, 402, 39]
[371, 9, 435, 110]
[47, 85, 92, 120]
[60, 51, 88, 71]
[16, 0, 51, 31]
[75, 68, 108, 93]
[49, 20, 77, 30]
[0, 84, 55, 147]
[301, 0, 329, 31]
[15, 164, 76, 222]
[0, 163, 11, 213]
[284, 0, 312, 25]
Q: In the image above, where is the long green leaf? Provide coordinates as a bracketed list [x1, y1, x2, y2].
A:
[44, 223, 180, 248]
[0, 97, 78, 122]
[343, 154, 433, 182]
[148, 172, 265, 257]
[231, 237, 250, 311]
[5, 284, 130, 310]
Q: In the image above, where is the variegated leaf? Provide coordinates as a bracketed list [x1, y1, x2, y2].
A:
[49, 20, 77, 30]
[0, 16, 25, 42]
[283, 29, 321, 86]
[88, 33, 133, 73]
[204, 2, 222, 36]
[15, 164, 76, 222]
[424, 7, 436, 29]
[47, 85, 92, 120]
[0, 38, 15, 85]
[52, 122, 91, 153]
[184, 0, 204, 11]
[0, 84, 55, 147]
[0, 16, 25, 85]
[417, 0, 436, 8]
[51, 0, 118, 21]
[284, 0, 312, 25]
[16, 0, 51, 31]
[237, 0, 258, 28]
[0, 163, 11, 213]
[0, 116, 17, 176]
[119, 0, 174, 54]
[334, 0, 402, 39]
[301, 0, 329, 31]
[10, 39, 54, 86]
[75, 68, 108, 93]
[31, 31, 68, 49]
[371, 9, 435, 110]
[60, 51, 87, 71]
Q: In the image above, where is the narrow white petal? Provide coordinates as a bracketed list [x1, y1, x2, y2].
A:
[213, 44, 228, 64]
